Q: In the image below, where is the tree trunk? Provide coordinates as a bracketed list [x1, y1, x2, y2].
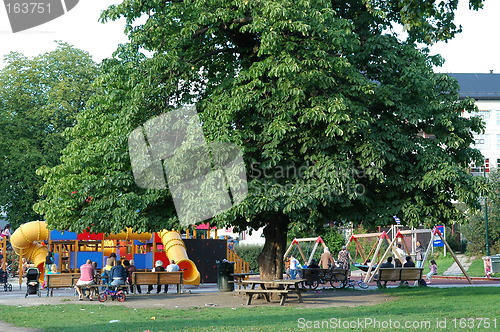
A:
[257, 213, 290, 279]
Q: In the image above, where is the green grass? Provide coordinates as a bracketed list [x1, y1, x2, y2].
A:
[428, 252, 456, 275]
[467, 258, 487, 277]
[1, 287, 499, 331]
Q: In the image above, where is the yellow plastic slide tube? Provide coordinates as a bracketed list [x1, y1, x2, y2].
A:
[157, 230, 201, 285]
[10, 220, 49, 280]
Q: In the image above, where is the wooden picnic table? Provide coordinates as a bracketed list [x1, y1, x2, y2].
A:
[238, 279, 306, 306]
[230, 272, 260, 289]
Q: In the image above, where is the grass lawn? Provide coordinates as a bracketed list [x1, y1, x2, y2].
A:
[0, 287, 499, 331]
[428, 252, 456, 275]
[467, 258, 487, 277]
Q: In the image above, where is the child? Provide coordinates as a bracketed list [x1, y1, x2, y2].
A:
[426, 260, 437, 284]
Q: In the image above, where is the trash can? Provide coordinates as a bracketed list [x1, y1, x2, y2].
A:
[216, 260, 235, 292]
[490, 255, 500, 274]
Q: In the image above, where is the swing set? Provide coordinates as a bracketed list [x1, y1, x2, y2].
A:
[361, 227, 472, 284]
[283, 237, 326, 266]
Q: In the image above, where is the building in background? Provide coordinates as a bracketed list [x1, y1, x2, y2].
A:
[450, 72, 500, 174]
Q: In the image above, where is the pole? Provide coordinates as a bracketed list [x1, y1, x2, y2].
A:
[485, 197, 490, 256]
[483, 167, 490, 256]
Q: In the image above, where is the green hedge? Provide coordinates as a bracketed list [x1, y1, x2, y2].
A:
[233, 244, 263, 272]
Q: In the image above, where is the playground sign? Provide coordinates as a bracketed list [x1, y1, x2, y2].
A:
[433, 225, 445, 247]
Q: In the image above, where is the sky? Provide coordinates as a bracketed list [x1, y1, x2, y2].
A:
[0, 0, 499, 73]
[0, 1, 128, 66]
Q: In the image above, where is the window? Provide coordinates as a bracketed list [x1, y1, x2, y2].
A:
[471, 158, 490, 173]
[474, 134, 486, 145]
[471, 110, 490, 121]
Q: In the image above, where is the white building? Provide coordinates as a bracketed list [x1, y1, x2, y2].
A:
[450, 73, 500, 173]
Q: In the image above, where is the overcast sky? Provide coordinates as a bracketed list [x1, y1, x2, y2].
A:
[0, 0, 499, 73]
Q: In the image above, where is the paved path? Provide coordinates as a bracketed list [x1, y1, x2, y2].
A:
[442, 254, 474, 276]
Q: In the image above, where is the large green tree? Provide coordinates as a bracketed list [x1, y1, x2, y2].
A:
[0, 42, 98, 226]
[37, 1, 487, 278]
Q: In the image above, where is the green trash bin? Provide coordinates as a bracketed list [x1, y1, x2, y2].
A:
[217, 260, 235, 292]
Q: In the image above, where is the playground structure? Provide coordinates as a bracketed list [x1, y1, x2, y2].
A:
[10, 220, 201, 285]
[283, 236, 327, 266]
[351, 227, 473, 284]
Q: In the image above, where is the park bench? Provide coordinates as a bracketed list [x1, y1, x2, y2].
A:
[46, 273, 130, 297]
[131, 271, 184, 294]
[45, 273, 80, 296]
[376, 268, 424, 288]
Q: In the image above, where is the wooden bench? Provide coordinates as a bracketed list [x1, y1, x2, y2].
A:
[46, 273, 130, 297]
[131, 271, 183, 293]
[45, 273, 80, 297]
[377, 268, 424, 288]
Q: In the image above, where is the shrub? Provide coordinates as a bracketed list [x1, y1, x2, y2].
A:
[233, 244, 263, 272]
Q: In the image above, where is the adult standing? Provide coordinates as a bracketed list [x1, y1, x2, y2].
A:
[337, 246, 352, 270]
[319, 247, 336, 269]
[75, 259, 95, 300]
[288, 255, 302, 279]
[394, 243, 406, 267]
[415, 241, 425, 268]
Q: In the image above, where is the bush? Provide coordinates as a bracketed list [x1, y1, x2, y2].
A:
[233, 244, 263, 272]
[321, 227, 346, 256]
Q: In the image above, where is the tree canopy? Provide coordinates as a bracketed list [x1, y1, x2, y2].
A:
[36, 0, 487, 277]
[0, 42, 98, 226]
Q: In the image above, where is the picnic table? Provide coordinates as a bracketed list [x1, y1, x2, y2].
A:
[230, 272, 260, 289]
[238, 279, 306, 306]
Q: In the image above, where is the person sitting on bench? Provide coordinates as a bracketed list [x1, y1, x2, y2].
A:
[109, 260, 127, 287]
[75, 259, 96, 301]
[376, 256, 394, 288]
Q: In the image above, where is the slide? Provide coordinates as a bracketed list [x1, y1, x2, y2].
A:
[158, 230, 201, 285]
[10, 220, 49, 280]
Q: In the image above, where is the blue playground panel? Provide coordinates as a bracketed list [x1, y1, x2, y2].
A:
[75, 251, 104, 269]
[50, 230, 77, 240]
[133, 254, 147, 270]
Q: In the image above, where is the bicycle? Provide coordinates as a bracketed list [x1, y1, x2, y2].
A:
[98, 287, 126, 302]
[345, 278, 369, 289]
[302, 268, 348, 290]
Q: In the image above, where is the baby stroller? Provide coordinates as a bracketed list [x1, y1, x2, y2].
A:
[25, 267, 41, 297]
[0, 269, 12, 291]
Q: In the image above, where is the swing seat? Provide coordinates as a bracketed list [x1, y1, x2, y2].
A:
[353, 263, 378, 272]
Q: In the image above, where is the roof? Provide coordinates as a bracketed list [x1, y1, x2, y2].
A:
[448, 73, 500, 100]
